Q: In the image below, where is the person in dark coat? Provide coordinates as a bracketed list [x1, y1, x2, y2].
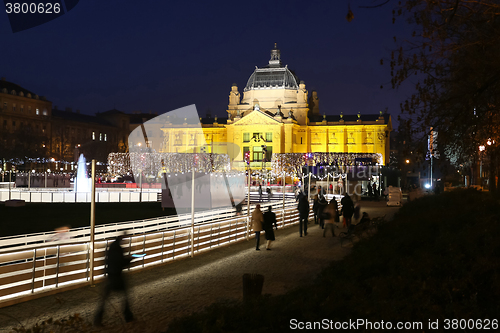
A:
[258, 184, 263, 202]
[340, 193, 355, 228]
[263, 206, 278, 250]
[312, 195, 319, 224]
[317, 195, 328, 229]
[297, 195, 310, 237]
[94, 233, 134, 326]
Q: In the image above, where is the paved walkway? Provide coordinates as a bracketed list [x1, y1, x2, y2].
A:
[0, 201, 399, 333]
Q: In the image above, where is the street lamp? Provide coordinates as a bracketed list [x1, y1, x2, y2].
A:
[261, 145, 267, 184]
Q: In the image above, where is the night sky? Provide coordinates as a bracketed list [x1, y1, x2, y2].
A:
[1, 0, 414, 122]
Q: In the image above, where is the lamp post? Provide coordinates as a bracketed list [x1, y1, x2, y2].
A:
[9, 169, 12, 200]
[246, 164, 251, 240]
[89, 160, 96, 286]
[45, 169, 51, 188]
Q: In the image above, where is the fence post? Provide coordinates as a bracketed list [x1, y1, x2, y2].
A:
[31, 248, 36, 293]
[172, 231, 176, 260]
[161, 232, 165, 263]
[55, 245, 60, 288]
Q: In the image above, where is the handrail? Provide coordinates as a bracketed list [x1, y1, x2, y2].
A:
[0, 199, 309, 303]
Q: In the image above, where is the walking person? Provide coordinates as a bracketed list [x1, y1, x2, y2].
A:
[340, 193, 355, 228]
[258, 184, 263, 202]
[94, 233, 134, 326]
[263, 206, 278, 250]
[267, 186, 272, 202]
[298, 194, 309, 237]
[317, 195, 328, 229]
[323, 200, 337, 237]
[312, 195, 320, 224]
[251, 204, 264, 250]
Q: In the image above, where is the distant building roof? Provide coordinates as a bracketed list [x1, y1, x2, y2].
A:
[310, 113, 390, 123]
[0, 77, 48, 100]
[52, 109, 114, 127]
[129, 112, 159, 125]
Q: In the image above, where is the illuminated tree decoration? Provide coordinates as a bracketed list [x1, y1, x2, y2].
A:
[107, 152, 231, 179]
[271, 152, 383, 177]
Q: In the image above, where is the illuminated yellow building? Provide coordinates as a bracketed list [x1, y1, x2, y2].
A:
[160, 45, 392, 170]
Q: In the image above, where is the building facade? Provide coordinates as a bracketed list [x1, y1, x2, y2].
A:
[0, 78, 130, 172]
[159, 45, 392, 171]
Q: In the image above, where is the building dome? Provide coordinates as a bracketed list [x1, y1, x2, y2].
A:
[243, 43, 299, 91]
[244, 66, 299, 91]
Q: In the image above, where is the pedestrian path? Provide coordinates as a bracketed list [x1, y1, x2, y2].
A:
[0, 202, 398, 333]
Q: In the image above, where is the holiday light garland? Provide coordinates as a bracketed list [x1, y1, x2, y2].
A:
[270, 152, 383, 177]
[107, 152, 231, 177]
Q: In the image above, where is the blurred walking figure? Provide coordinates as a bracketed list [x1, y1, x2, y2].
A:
[298, 195, 309, 237]
[323, 200, 337, 237]
[251, 204, 264, 250]
[312, 195, 319, 224]
[48, 225, 70, 242]
[258, 184, 263, 202]
[263, 206, 278, 250]
[267, 186, 272, 201]
[235, 201, 243, 216]
[94, 233, 134, 326]
[317, 195, 328, 229]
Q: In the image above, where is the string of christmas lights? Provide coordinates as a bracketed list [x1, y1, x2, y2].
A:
[107, 152, 231, 177]
[270, 152, 383, 177]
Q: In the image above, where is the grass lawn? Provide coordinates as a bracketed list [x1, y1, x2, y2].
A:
[0, 202, 177, 237]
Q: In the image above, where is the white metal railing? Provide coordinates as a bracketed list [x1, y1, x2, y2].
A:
[0, 188, 160, 203]
[0, 200, 310, 303]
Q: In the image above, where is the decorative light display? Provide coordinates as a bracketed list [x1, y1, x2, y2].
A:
[108, 152, 231, 178]
[271, 152, 383, 179]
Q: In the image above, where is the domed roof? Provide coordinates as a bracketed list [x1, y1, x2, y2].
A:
[244, 44, 300, 91]
[244, 66, 299, 91]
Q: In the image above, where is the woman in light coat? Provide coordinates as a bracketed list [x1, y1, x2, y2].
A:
[251, 204, 264, 250]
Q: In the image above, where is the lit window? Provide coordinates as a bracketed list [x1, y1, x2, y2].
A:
[243, 133, 250, 142]
[42, 109, 48, 116]
[99, 133, 102, 141]
[266, 132, 272, 142]
[104, 134, 107, 141]
[36, 108, 39, 115]
[92, 132, 95, 140]
[265, 146, 273, 161]
[20, 105, 24, 112]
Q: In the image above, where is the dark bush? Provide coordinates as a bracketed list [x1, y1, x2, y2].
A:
[166, 189, 500, 332]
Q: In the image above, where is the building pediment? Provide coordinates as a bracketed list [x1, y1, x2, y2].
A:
[231, 110, 281, 126]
